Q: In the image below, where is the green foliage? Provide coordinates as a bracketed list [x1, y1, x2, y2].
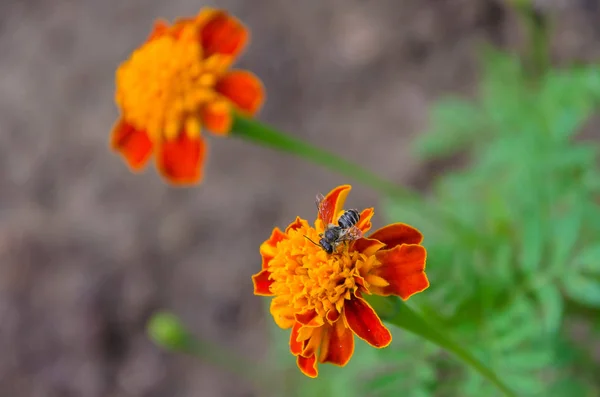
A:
[381, 47, 600, 396]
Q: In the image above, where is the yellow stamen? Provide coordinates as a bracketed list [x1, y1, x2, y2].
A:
[267, 222, 383, 325]
[115, 25, 231, 141]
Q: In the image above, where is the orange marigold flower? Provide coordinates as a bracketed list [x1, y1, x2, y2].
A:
[110, 8, 265, 185]
[252, 185, 429, 378]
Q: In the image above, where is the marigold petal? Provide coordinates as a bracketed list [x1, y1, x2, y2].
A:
[271, 299, 295, 329]
[326, 309, 340, 323]
[290, 322, 303, 356]
[369, 223, 424, 248]
[201, 101, 232, 135]
[216, 70, 265, 115]
[356, 208, 374, 233]
[260, 254, 273, 270]
[296, 310, 321, 326]
[374, 244, 429, 300]
[155, 134, 206, 185]
[200, 11, 248, 58]
[297, 354, 318, 378]
[319, 318, 355, 366]
[344, 296, 392, 348]
[110, 119, 153, 171]
[302, 326, 324, 357]
[252, 269, 273, 296]
[365, 274, 390, 288]
[146, 19, 170, 41]
[285, 216, 307, 233]
[319, 185, 352, 225]
[260, 227, 286, 258]
[353, 238, 386, 257]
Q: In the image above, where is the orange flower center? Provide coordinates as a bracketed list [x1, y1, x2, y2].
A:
[115, 25, 231, 142]
[269, 222, 381, 324]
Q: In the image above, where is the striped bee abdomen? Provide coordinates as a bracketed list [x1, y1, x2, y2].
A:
[337, 209, 360, 229]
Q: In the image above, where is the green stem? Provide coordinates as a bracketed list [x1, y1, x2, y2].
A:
[231, 114, 415, 200]
[231, 114, 477, 239]
[148, 312, 267, 392]
[513, 0, 550, 79]
[365, 295, 517, 397]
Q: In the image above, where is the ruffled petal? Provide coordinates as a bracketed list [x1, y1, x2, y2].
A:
[201, 101, 232, 136]
[374, 244, 429, 300]
[295, 310, 324, 327]
[155, 134, 206, 185]
[343, 296, 392, 348]
[318, 185, 352, 225]
[290, 322, 303, 356]
[259, 227, 286, 258]
[146, 19, 170, 41]
[297, 354, 318, 378]
[110, 119, 153, 171]
[302, 326, 324, 357]
[216, 70, 265, 115]
[318, 318, 355, 366]
[285, 216, 307, 233]
[251, 269, 273, 296]
[200, 10, 248, 58]
[369, 223, 424, 249]
[356, 208, 374, 233]
[270, 299, 295, 329]
[353, 238, 386, 257]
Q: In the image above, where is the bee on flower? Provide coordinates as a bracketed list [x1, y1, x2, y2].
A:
[252, 185, 429, 378]
[110, 8, 265, 185]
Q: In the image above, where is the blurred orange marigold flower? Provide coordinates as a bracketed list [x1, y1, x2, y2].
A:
[110, 8, 264, 185]
[252, 185, 429, 378]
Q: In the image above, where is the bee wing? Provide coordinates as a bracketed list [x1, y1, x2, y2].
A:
[315, 193, 333, 224]
[339, 226, 363, 242]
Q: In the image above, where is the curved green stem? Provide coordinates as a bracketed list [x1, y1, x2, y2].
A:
[231, 114, 415, 199]
[365, 295, 517, 397]
[231, 114, 478, 239]
[148, 312, 267, 392]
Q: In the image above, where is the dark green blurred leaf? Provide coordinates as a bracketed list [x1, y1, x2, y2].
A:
[533, 284, 564, 334]
[573, 245, 600, 274]
[414, 98, 485, 159]
[563, 274, 600, 308]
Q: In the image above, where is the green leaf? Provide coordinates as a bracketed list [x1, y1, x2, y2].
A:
[563, 274, 600, 308]
[520, 208, 545, 274]
[550, 212, 583, 271]
[533, 284, 564, 334]
[573, 245, 600, 274]
[413, 98, 485, 159]
[365, 295, 517, 397]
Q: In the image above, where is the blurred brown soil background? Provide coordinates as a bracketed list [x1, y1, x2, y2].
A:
[0, 1, 599, 396]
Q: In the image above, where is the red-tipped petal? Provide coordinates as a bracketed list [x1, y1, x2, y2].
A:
[374, 244, 429, 300]
[201, 101, 232, 136]
[155, 134, 206, 185]
[260, 227, 286, 259]
[319, 318, 355, 366]
[353, 238, 386, 257]
[369, 223, 424, 248]
[251, 269, 273, 296]
[302, 327, 324, 357]
[356, 208, 374, 233]
[290, 322, 303, 356]
[295, 310, 321, 326]
[200, 11, 248, 58]
[319, 185, 352, 225]
[216, 70, 265, 115]
[285, 216, 306, 233]
[146, 19, 170, 41]
[344, 296, 392, 348]
[297, 354, 318, 378]
[110, 120, 153, 171]
[260, 254, 273, 270]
